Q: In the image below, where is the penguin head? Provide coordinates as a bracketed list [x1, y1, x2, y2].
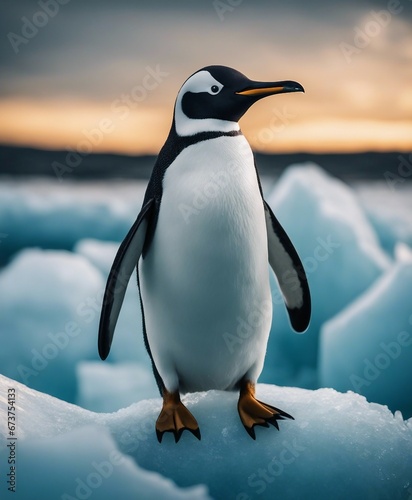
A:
[174, 65, 304, 137]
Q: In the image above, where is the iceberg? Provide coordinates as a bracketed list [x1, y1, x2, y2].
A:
[320, 255, 412, 418]
[0, 375, 411, 500]
[0, 249, 103, 402]
[354, 181, 412, 255]
[74, 238, 120, 275]
[76, 361, 159, 412]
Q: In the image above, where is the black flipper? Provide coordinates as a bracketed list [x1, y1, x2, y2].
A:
[98, 199, 154, 360]
[264, 200, 311, 332]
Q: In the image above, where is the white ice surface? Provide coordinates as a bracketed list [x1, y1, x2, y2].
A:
[0, 375, 411, 500]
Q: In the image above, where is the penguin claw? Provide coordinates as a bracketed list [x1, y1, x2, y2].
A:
[156, 426, 201, 444]
[238, 382, 293, 439]
[156, 397, 201, 443]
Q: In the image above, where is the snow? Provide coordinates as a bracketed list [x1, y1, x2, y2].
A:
[320, 259, 412, 418]
[261, 164, 391, 386]
[395, 242, 412, 263]
[0, 375, 411, 500]
[14, 426, 209, 500]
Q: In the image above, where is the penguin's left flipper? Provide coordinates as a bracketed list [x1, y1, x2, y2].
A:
[264, 201, 311, 333]
[98, 199, 155, 360]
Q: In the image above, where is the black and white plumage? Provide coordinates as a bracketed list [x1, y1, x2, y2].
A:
[98, 66, 311, 442]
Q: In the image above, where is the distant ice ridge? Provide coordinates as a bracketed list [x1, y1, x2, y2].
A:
[0, 375, 411, 500]
[0, 179, 146, 264]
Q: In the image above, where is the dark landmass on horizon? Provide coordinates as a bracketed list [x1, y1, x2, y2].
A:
[0, 144, 408, 183]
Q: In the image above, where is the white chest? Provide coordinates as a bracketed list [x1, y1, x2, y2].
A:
[139, 135, 272, 391]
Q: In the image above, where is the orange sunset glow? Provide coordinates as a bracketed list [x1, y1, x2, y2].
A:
[0, 1, 411, 155]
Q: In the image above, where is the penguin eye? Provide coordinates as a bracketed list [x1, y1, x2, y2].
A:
[210, 85, 220, 94]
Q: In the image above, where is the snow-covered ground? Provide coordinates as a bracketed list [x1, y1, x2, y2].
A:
[1, 164, 412, 499]
[1, 375, 411, 500]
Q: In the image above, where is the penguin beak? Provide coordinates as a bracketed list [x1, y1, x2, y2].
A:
[236, 80, 304, 97]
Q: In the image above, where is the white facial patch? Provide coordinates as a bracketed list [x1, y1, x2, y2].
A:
[174, 70, 240, 137]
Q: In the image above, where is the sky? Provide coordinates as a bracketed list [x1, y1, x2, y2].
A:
[0, 0, 411, 155]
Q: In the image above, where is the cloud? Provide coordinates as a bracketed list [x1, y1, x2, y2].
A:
[0, 0, 410, 153]
[2, 0, 409, 100]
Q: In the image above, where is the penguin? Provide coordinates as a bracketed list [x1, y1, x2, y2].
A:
[98, 65, 311, 443]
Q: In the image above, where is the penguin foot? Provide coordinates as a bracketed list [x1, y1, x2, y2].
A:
[238, 380, 294, 439]
[156, 390, 201, 443]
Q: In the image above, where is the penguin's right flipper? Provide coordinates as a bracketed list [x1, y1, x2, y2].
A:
[263, 201, 311, 333]
[98, 199, 154, 360]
